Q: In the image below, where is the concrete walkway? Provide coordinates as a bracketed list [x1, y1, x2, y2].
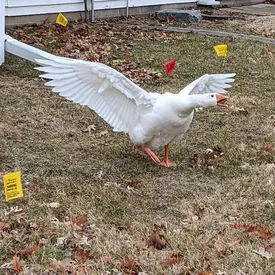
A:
[142, 25, 275, 45]
[224, 3, 275, 16]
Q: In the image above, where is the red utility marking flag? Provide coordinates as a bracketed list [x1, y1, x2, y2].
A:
[164, 59, 176, 76]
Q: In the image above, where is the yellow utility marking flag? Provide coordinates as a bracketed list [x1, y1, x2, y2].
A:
[56, 13, 68, 27]
[214, 44, 228, 57]
[3, 171, 23, 202]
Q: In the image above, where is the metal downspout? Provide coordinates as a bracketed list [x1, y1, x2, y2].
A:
[90, 0, 95, 22]
[84, 0, 89, 21]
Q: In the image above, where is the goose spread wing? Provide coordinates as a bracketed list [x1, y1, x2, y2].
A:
[36, 56, 155, 133]
[180, 73, 236, 96]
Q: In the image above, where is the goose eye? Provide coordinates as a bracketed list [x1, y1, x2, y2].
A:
[211, 95, 214, 98]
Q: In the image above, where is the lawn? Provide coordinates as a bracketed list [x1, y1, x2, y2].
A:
[1, 17, 275, 274]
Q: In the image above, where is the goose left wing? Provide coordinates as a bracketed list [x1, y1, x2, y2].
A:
[179, 73, 236, 96]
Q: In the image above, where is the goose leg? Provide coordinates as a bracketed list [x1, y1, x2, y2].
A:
[160, 145, 177, 167]
[136, 145, 160, 164]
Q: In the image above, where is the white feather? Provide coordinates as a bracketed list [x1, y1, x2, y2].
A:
[36, 57, 155, 133]
[36, 56, 235, 152]
[180, 73, 236, 96]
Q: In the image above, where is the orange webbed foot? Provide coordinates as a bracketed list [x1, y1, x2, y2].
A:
[160, 159, 177, 167]
[160, 144, 177, 167]
[136, 145, 160, 164]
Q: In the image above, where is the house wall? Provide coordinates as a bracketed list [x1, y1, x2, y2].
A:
[219, 0, 265, 6]
[5, 0, 197, 16]
[4, 0, 197, 26]
[0, 3, 4, 64]
[4, 0, 266, 26]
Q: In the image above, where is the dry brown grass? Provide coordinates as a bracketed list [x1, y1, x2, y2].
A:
[194, 10, 275, 39]
[1, 20, 275, 274]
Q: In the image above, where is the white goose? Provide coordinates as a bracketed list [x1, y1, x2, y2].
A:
[35, 56, 235, 167]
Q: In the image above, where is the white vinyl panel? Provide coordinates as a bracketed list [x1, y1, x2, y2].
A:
[5, 4, 85, 16]
[5, 0, 196, 16]
[0, 2, 4, 65]
[6, 0, 82, 7]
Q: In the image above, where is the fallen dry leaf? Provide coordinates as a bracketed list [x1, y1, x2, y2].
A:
[16, 244, 41, 259]
[198, 206, 205, 218]
[240, 267, 250, 274]
[196, 155, 206, 166]
[120, 256, 141, 275]
[237, 108, 249, 116]
[102, 256, 115, 265]
[245, 225, 273, 240]
[7, 19, 167, 85]
[11, 256, 24, 273]
[97, 130, 108, 137]
[51, 258, 77, 273]
[76, 265, 88, 274]
[154, 222, 167, 232]
[83, 124, 96, 135]
[73, 214, 87, 231]
[193, 146, 224, 168]
[267, 45, 273, 55]
[148, 232, 167, 250]
[74, 246, 93, 263]
[214, 239, 227, 254]
[233, 222, 274, 240]
[0, 220, 11, 231]
[133, 240, 149, 251]
[265, 244, 275, 255]
[214, 238, 241, 255]
[261, 146, 275, 153]
[129, 179, 140, 187]
[160, 253, 183, 267]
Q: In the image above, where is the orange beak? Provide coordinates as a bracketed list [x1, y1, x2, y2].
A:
[216, 94, 228, 107]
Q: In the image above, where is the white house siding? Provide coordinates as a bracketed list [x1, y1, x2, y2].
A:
[5, 0, 197, 17]
[0, 3, 4, 64]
